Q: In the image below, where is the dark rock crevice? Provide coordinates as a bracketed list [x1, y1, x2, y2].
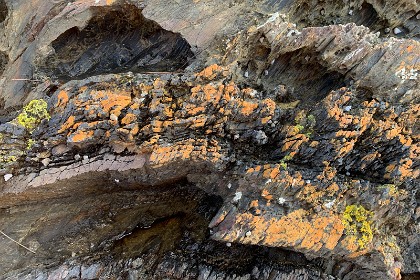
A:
[0, 172, 328, 279]
[0, 51, 8, 76]
[262, 48, 348, 103]
[38, 4, 195, 82]
[0, 0, 7, 24]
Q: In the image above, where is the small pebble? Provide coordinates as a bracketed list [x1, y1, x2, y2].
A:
[384, 28, 390, 34]
[320, 8, 325, 16]
[244, 71, 249, 78]
[416, 14, 420, 20]
[110, 114, 118, 121]
[246, 231, 252, 237]
[348, 9, 353, 16]
[4, 174, 12, 182]
[344, 105, 352, 112]
[41, 158, 50, 167]
[264, 70, 269, 76]
[227, 183, 232, 189]
[306, 180, 311, 184]
[114, 179, 120, 183]
[278, 197, 286, 204]
[83, 155, 89, 161]
[393, 27, 402, 35]
[74, 154, 81, 161]
[226, 242, 232, 247]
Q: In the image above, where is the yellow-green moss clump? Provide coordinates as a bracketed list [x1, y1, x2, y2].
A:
[342, 204, 374, 249]
[17, 99, 50, 132]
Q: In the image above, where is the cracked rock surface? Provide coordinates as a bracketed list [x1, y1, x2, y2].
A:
[0, 1, 419, 280]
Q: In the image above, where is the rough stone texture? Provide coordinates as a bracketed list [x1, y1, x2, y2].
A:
[0, 0, 419, 280]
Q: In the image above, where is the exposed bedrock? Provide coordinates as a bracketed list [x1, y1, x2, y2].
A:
[0, 0, 419, 280]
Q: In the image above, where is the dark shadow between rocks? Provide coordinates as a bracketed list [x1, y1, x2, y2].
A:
[0, 171, 326, 279]
[0, 51, 8, 76]
[262, 48, 347, 103]
[0, 0, 7, 23]
[39, 4, 194, 82]
[288, 0, 389, 32]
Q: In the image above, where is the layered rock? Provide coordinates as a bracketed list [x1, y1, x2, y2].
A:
[0, 0, 419, 279]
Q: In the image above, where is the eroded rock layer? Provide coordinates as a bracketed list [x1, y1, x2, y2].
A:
[0, 0, 419, 280]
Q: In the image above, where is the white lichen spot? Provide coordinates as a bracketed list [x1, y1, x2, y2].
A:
[324, 199, 335, 209]
[277, 197, 286, 204]
[286, 29, 301, 37]
[247, 89, 257, 98]
[232, 191, 242, 203]
[254, 130, 268, 145]
[4, 174, 12, 182]
[396, 67, 418, 81]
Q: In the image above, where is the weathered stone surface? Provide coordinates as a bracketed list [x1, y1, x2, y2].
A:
[0, 0, 419, 280]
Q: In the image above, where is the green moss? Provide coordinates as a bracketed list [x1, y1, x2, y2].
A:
[342, 205, 374, 249]
[279, 161, 287, 170]
[279, 154, 293, 170]
[295, 124, 304, 132]
[377, 183, 396, 193]
[0, 155, 17, 163]
[307, 114, 316, 126]
[17, 99, 50, 132]
[26, 139, 35, 150]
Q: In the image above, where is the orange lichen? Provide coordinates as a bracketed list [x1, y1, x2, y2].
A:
[56, 90, 69, 108]
[69, 130, 94, 143]
[58, 115, 75, 133]
[239, 100, 259, 116]
[195, 64, 224, 80]
[99, 92, 131, 113]
[121, 113, 137, 125]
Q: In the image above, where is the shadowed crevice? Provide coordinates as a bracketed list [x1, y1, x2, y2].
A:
[0, 51, 8, 76]
[0, 0, 7, 23]
[39, 4, 194, 81]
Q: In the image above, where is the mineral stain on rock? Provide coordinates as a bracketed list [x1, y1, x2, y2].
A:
[0, 0, 419, 280]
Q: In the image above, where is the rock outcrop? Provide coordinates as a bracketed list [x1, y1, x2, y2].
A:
[0, 1, 419, 279]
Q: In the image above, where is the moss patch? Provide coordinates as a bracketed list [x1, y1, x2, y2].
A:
[342, 204, 374, 249]
[17, 99, 50, 132]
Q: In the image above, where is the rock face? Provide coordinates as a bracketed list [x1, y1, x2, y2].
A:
[0, 1, 419, 280]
